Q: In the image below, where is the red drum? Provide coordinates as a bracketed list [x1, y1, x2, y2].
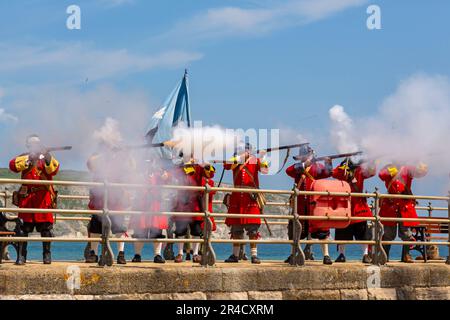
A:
[309, 180, 352, 230]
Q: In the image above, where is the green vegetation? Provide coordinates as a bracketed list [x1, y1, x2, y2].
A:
[0, 168, 89, 181]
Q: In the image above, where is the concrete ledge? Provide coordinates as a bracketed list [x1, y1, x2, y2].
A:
[0, 261, 448, 300]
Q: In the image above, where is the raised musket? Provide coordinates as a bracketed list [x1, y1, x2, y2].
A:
[119, 140, 180, 151]
[314, 151, 363, 162]
[46, 146, 73, 152]
[211, 143, 311, 164]
[256, 143, 310, 154]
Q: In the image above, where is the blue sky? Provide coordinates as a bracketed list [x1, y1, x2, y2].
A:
[0, 0, 449, 198]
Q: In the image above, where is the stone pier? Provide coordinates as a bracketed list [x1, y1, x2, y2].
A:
[0, 261, 449, 300]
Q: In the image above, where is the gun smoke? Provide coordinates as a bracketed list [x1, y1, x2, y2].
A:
[328, 74, 450, 179]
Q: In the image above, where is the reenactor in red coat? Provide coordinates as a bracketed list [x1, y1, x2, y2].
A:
[332, 158, 376, 263]
[378, 162, 428, 262]
[130, 160, 170, 263]
[84, 143, 135, 265]
[285, 145, 334, 265]
[223, 143, 269, 264]
[172, 159, 216, 263]
[9, 135, 60, 265]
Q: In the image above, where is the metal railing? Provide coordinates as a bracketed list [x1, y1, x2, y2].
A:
[0, 178, 449, 267]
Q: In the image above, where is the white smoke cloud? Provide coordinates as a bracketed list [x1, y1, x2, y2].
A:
[328, 74, 450, 177]
[0, 84, 153, 169]
[172, 122, 240, 162]
[93, 117, 124, 148]
[329, 104, 359, 154]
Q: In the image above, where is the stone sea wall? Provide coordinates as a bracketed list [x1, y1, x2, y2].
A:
[0, 262, 448, 300]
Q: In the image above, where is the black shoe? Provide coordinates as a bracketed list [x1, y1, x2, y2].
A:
[251, 256, 261, 264]
[323, 255, 333, 265]
[224, 254, 239, 263]
[335, 253, 346, 263]
[85, 250, 98, 263]
[186, 252, 191, 261]
[362, 254, 372, 264]
[117, 251, 127, 264]
[154, 255, 166, 264]
[43, 251, 52, 265]
[284, 255, 293, 263]
[132, 254, 142, 263]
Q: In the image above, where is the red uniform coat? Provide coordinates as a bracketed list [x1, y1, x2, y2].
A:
[286, 162, 332, 232]
[9, 154, 60, 223]
[200, 177, 217, 231]
[224, 156, 267, 226]
[378, 165, 426, 227]
[332, 164, 376, 224]
[173, 164, 216, 230]
[129, 173, 168, 230]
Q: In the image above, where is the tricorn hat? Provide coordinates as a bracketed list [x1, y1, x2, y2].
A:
[293, 143, 314, 161]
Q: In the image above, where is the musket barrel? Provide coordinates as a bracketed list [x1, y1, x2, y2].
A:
[46, 146, 72, 152]
[257, 143, 309, 153]
[315, 151, 363, 161]
[121, 143, 165, 150]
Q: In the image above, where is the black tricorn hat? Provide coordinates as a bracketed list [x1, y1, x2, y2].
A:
[293, 143, 314, 161]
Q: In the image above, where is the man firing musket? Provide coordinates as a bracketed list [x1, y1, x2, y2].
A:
[9, 135, 69, 265]
[222, 142, 270, 264]
[285, 144, 339, 265]
[332, 156, 377, 264]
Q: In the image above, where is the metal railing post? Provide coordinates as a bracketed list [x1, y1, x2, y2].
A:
[290, 188, 305, 266]
[423, 202, 434, 262]
[3, 188, 7, 208]
[372, 188, 387, 265]
[446, 192, 450, 265]
[201, 183, 216, 267]
[99, 180, 114, 267]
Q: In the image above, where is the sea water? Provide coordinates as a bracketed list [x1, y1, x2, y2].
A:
[6, 242, 448, 262]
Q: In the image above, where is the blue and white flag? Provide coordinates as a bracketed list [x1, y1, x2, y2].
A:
[145, 70, 191, 159]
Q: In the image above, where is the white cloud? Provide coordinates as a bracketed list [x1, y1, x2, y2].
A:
[0, 108, 18, 123]
[97, 0, 134, 8]
[0, 42, 203, 82]
[0, 88, 19, 124]
[158, 0, 367, 40]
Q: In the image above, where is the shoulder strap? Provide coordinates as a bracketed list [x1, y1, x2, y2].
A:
[294, 165, 313, 190]
[387, 168, 413, 195]
[232, 156, 252, 184]
[241, 163, 259, 189]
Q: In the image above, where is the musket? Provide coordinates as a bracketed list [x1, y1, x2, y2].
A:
[25, 146, 73, 154]
[46, 146, 73, 152]
[119, 140, 179, 151]
[211, 143, 310, 164]
[256, 143, 309, 154]
[314, 151, 363, 162]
